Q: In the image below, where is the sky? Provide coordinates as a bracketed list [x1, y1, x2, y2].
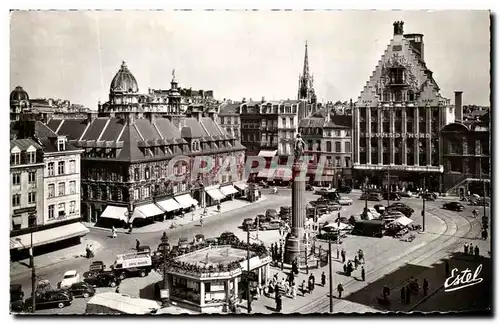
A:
[9, 10, 491, 109]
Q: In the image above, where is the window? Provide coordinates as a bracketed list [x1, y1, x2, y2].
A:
[69, 181, 76, 194]
[28, 151, 36, 164]
[28, 214, 37, 227]
[28, 192, 36, 204]
[11, 152, 20, 165]
[48, 162, 54, 176]
[58, 161, 65, 175]
[69, 160, 76, 173]
[145, 167, 150, 180]
[134, 188, 139, 200]
[28, 171, 36, 183]
[335, 142, 341, 153]
[12, 173, 20, 185]
[326, 141, 332, 152]
[335, 157, 341, 167]
[48, 184, 55, 197]
[345, 142, 351, 153]
[144, 186, 151, 198]
[134, 168, 140, 181]
[12, 194, 20, 206]
[58, 182, 65, 196]
[58, 138, 65, 151]
[346, 130, 352, 137]
[58, 203, 66, 217]
[345, 157, 350, 168]
[69, 201, 76, 214]
[12, 218, 21, 230]
[282, 118, 286, 127]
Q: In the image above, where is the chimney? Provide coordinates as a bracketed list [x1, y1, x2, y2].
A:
[455, 91, 463, 122]
[261, 96, 265, 103]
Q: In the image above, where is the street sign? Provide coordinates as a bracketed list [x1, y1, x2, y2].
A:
[242, 270, 258, 282]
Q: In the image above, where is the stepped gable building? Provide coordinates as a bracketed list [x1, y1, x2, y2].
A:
[352, 21, 455, 192]
[47, 61, 245, 225]
[299, 109, 353, 187]
[440, 92, 490, 196]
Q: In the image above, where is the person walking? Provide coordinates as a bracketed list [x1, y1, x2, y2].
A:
[474, 245, 480, 258]
[309, 273, 316, 289]
[469, 243, 474, 255]
[361, 266, 365, 281]
[112, 226, 117, 238]
[444, 260, 450, 278]
[400, 286, 406, 304]
[292, 282, 297, 300]
[358, 249, 364, 264]
[301, 280, 306, 296]
[337, 283, 344, 299]
[217, 202, 221, 213]
[321, 272, 326, 287]
[354, 255, 359, 270]
[341, 249, 346, 264]
[423, 279, 429, 296]
[136, 239, 140, 251]
[405, 285, 411, 304]
[463, 242, 468, 255]
[128, 223, 133, 234]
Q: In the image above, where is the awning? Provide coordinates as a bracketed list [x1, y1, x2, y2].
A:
[234, 182, 248, 191]
[174, 194, 198, 209]
[257, 168, 276, 178]
[100, 206, 128, 222]
[205, 188, 226, 201]
[133, 203, 164, 219]
[156, 198, 182, 212]
[393, 216, 414, 226]
[275, 167, 292, 181]
[220, 185, 238, 196]
[10, 222, 89, 250]
[12, 217, 22, 225]
[258, 150, 277, 157]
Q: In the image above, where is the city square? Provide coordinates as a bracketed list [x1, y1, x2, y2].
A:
[9, 10, 491, 316]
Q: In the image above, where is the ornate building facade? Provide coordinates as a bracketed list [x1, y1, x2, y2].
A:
[352, 21, 454, 191]
[46, 62, 245, 225]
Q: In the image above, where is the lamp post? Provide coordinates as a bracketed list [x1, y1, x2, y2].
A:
[246, 230, 252, 313]
[161, 232, 169, 307]
[328, 236, 333, 313]
[422, 175, 426, 232]
[364, 176, 369, 215]
[386, 168, 391, 208]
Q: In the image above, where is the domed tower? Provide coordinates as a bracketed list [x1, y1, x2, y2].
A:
[168, 69, 181, 114]
[10, 86, 30, 121]
[107, 61, 140, 112]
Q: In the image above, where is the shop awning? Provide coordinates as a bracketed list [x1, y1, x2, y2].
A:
[220, 185, 238, 196]
[258, 150, 277, 157]
[205, 188, 226, 201]
[10, 222, 89, 250]
[234, 182, 248, 191]
[174, 194, 198, 209]
[156, 198, 182, 212]
[133, 203, 164, 219]
[257, 168, 276, 178]
[100, 206, 128, 222]
[12, 217, 22, 225]
[393, 216, 414, 227]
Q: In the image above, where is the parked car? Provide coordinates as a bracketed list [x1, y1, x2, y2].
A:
[59, 270, 81, 289]
[315, 187, 331, 195]
[470, 197, 490, 206]
[242, 218, 255, 230]
[260, 220, 283, 231]
[360, 193, 383, 201]
[265, 209, 278, 219]
[336, 186, 352, 194]
[10, 284, 24, 312]
[398, 191, 413, 198]
[24, 290, 73, 312]
[443, 202, 465, 211]
[351, 220, 385, 238]
[338, 196, 354, 206]
[322, 191, 341, 202]
[62, 282, 96, 298]
[219, 231, 240, 245]
[388, 203, 414, 217]
[83, 271, 121, 288]
[382, 192, 402, 201]
[178, 238, 190, 251]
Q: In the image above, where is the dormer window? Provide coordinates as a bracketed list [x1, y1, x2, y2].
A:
[11, 152, 20, 165]
[57, 137, 66, 151]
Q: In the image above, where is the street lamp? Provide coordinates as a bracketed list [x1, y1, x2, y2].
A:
[16, 226, 35, 313]
[160, 232, 169, 307]
[385, 168, 391, 208]
[364, 176, 369, 215]
[421, 175, 426, 232]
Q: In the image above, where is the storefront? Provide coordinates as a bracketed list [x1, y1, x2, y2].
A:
[233, 181, 249, 199]
[219, 184, 238, 201]
[204, 186, 226, 206]
[129, 203, 165, 226]
[155, 198, 182, 220]
[164, 245, 271, 313]
[174, 193, 199, 211]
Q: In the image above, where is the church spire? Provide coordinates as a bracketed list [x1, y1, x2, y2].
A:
[303, 41, 309, 79]
[298, 41, 316, 104]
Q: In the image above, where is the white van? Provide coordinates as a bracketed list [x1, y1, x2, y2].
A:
[111, 252, 153, 280]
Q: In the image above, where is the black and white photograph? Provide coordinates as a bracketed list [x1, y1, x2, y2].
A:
[8, 8, 492, 316]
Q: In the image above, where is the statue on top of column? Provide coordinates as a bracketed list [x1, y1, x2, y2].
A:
[294, 133, 307, 160]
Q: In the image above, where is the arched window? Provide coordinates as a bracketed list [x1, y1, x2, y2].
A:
[145, 167, 150, 180]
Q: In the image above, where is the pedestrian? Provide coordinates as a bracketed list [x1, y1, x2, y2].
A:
[463, 242, 468, 255]
[474, 245, 480, 258]
[343, 263, 347, 274]
[337, 283, 344, 299]
[423, 279, 429, 296]
[361, 266, 365, 281]
[301, 280, 306, 296]
[469, 243, 474, 255]
[405, 285, 411, 304]
[292, 282, 297, 300]
[112, 226, 117, 238]
[115, 286, 120, 294]
[284, 281, 290, 296]
[358, 249, 364, 263]
[341, 249, 346, 264]
[217, 202, 221, 212]
[89, 245, 94, 258]
[400, 286, 406, 304]
[276, 294, 282, 312]
[383, 285, 390, 301]
[354, 255, 359, 270]
[444, 260, 450, 278]
[128, 223, 133, 234]
[309, 273, 315, 286]
[321, 272, 326, 287]
[136, 239, 140, 251]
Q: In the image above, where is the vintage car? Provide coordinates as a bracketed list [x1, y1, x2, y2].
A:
[443, 202, 465, 211]
[25, 290, 73, 312]
[259, 220, 283, 231]
[59, 270, 81, 289]
[336, 186, 352, 194]
[62, 282, 96, 298]
[338, 196, 354, 206]
[382, 192, 402, 201]
[219, 231, 240, 245]
[83, 270, 121, 288]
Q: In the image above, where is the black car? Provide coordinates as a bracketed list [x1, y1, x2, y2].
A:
[83, 270, 121, 288]
[24, 290, 73, 312]
[373, 204, 386, 214]
[360, 193, 383, 201]
[382, 192, 402, 201]
[388, 203, 414, 217]
[336, 186, 352, 194]
[10, 284, 24, 312]
[219, 231, 240, 245]
[443, 202, 465, 211]
[62, 282, 95, 298]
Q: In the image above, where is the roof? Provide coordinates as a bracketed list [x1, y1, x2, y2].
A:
[10, 138, 42, 151]
[218, 102, 241, 115]
[57, 119, 89, 140]
[10, 86, 29, 101]
[35, 121, 79, 153]
[110, 61, 139, 93]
